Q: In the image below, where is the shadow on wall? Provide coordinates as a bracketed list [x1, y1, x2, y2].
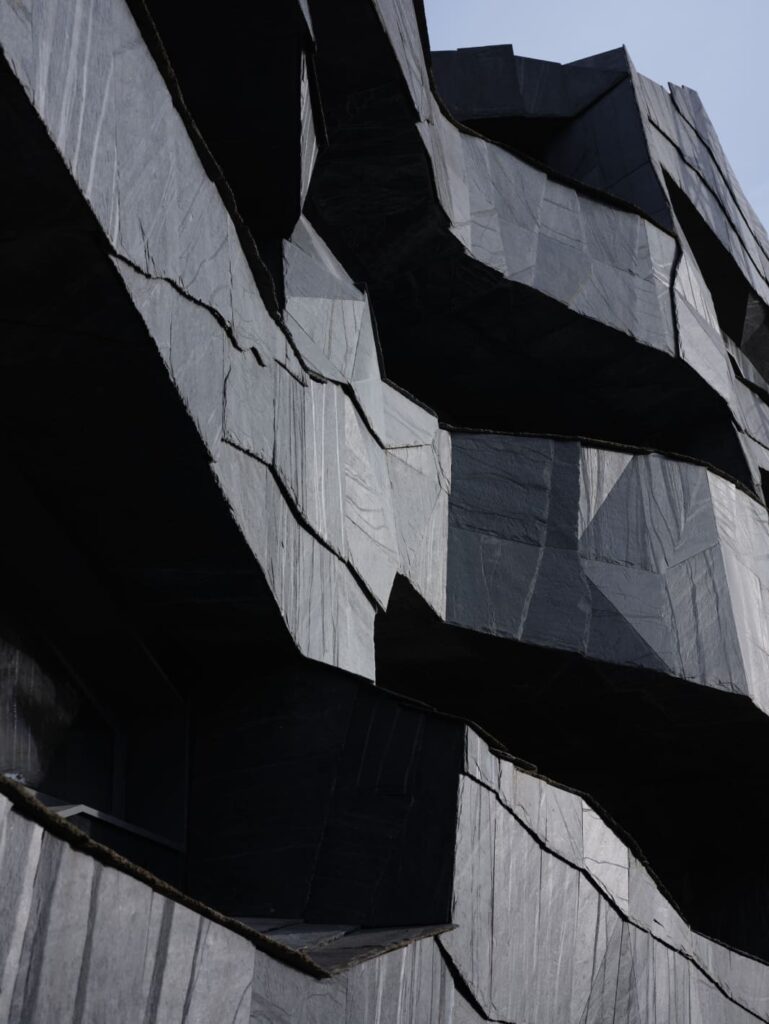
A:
[377, 575, 769, 961]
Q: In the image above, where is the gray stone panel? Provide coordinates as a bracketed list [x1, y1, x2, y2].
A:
[4, 0, 769, 1019]
[3, 712, 769, 1023]
[0, 0, 456, 682]
[448, 434, 762, 699]
[0, 794, 254, 1024]
[214, 445, 376, 678]
[454, 736, 769, 1024]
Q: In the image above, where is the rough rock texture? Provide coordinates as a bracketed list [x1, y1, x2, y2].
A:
[4, 720, 769, 1024]
[0, 0, 450, 682]
[1, 0, 769, 1020]
[448, 435, 769, 706]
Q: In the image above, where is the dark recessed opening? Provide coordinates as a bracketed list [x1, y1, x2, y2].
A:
[665, 172, 749, 342]
[377, 576, 769, 961]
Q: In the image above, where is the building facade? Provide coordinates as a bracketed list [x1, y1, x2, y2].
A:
[1, 0, 769, 1020]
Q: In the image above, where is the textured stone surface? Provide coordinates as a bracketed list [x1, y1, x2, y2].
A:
[447, 434, 769, 707]
[2, 0, 769, 1019]
[5, 723, 769, 1024]
[0, 793, 254, 1024]
[449, 733, 769, 1024]
[0, 0, 449, 682]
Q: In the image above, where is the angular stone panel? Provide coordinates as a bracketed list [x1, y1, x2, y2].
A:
[2, 0, 769, 1019]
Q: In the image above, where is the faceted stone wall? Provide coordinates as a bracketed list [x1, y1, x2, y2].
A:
[1, 0, 769, 1019]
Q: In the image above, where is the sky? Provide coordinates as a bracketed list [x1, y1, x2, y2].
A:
[424, 0, 769, 230]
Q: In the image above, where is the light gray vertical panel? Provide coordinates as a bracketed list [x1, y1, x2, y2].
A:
[345, 940, 453, 1024]
[250, 952, 347, 1024]
[9, 835, 94, 1023]
[542, 784, 584, 867]
[417, 104, 472, 249]
[709, 472, 769, 713]
[112, 1, 231, 307]
[371, 0, 432, 119]
[223, 350, 276, 464]
[172, 917, 255, 1024]
[525, 853, 581, 1022]
[440, 776, 495, 1017]
[72, 866, 154, 1022]
[342, 397, 400, 607]
[450, 989, 486, 1024]
[0, 805, 44, 1023]
[143, 902, 201, 1020]
[45, 0, 120, 242]
[113, 260, 226, 459]
[387, 436, 449, 616]
[582, 807, 629, 916]
[285, 297, 365, 382]
[273, 371, 347, 558]
[213, 444, 376, 677]
[676, 292, 736, 405]
[568, 874, 604, 1021]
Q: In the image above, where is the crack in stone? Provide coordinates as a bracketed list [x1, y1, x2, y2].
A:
[110, 252, 267, 366]
[221, 438, 381, 613]
[458, 770, 769, 1023]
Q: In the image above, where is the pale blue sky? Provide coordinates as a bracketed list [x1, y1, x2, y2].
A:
[424, 0, 769, 230]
